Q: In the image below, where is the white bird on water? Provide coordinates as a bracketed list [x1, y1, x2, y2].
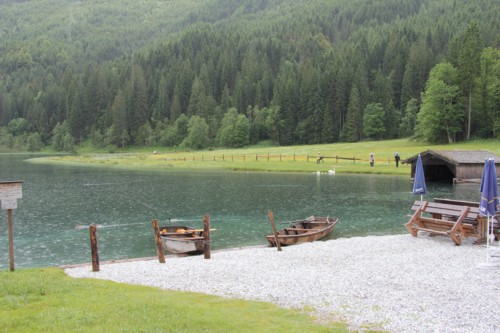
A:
[328, 168, 336, 175]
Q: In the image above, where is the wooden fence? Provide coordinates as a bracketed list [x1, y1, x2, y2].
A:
[96, 153, 401, 165]
[164, 154, 365, 163]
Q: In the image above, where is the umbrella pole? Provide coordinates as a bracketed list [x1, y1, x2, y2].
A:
[486, 214, 491, 263]
[478, 214, 497, 268]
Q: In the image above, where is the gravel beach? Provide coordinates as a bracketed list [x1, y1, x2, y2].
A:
[65, 234, 500, 333]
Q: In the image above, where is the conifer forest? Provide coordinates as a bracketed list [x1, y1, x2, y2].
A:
[0, 0, 499, 152]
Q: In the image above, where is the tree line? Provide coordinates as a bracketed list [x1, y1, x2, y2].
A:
[0, 0, 498, 152]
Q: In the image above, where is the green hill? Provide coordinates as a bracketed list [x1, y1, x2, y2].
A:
[1, 0, 498, 153]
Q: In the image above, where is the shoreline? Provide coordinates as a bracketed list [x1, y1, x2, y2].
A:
[65, 234, 500, 333]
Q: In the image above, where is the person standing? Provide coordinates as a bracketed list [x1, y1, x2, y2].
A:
[317, 152, 324, 164]
[369, 153, 374, 167]
[395, 153, 401, 167]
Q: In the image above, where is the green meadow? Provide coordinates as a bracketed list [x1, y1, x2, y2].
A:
[0, 268, 348, 333]
[31, 139, 500, 175]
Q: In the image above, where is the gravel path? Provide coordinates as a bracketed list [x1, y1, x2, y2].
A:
[65, 234, 500, 332]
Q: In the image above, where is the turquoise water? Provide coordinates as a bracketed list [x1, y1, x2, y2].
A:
[0, 154, 481, 269]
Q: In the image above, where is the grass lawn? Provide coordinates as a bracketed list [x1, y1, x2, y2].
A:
[31, 138, 500, 175]
[0, 268, 349, 333]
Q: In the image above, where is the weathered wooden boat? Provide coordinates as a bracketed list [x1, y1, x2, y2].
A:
[159, 225, 205, 254]
[266, 215, 338, 247]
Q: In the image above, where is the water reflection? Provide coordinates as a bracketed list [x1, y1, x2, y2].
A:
[0, 154, 482, 269]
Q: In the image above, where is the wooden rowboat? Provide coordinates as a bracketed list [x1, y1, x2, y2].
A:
[159, 225, 205, 254]
[266, 215, 338, 247]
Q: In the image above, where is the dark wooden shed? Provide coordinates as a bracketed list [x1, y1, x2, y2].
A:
[402, 150, 500, 182]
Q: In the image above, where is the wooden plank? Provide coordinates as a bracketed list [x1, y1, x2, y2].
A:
[414, 200, 481, 215]
[410, 201, 479, 219]
[415, 228, 449, 235]
[448, 206, 469, 245]
[405, 201, 428, 237]
[433, 198, 480, 207]
[284, 228, 310, 232]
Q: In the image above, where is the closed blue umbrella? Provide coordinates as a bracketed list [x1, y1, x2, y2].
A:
[479, 158, 499, 217]
[478, 158, 499, 267]
[413, 154, 427, 201]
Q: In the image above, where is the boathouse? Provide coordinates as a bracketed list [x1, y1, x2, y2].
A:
[402, 150, 500, 182]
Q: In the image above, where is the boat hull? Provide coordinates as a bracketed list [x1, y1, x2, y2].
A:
[266, 216, 338, 247]
[159, 225, 205, 254]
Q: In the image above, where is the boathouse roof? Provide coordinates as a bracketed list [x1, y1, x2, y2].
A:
[402, 150, 500, 182]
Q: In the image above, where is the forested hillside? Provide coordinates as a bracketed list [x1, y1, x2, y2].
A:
[0, 0, 498, 152]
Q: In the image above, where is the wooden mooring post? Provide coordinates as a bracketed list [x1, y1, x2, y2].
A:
[89, 224, 100, 272]
[151, 219, 166, 263]
[203, 213, 211, 259]
[268, 210, 282, 251]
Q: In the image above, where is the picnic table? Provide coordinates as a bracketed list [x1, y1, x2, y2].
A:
[405, 199, 487, 245]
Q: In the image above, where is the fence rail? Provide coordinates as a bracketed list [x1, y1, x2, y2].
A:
[162, 154, 383, 164]
[95, 152, 401, 165]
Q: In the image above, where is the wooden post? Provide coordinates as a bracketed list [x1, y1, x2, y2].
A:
[267, 153, 270, 161]
[1, 181, 23, 272]
[151, 219, 165, 263]
[8, 209, 14, 271]
[203, 213, 211, 259]
[256, 154, 258, 161]
[336, 155, 338, 164]
[89, 224, 100, 272]
[268, 210, 282, 251]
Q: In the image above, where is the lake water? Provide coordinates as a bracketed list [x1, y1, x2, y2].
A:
[0, 154, 482, 269]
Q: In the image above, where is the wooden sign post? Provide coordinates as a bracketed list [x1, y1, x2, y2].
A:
[0, 181, 23, 271]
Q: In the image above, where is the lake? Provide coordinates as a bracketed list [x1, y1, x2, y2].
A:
[0, 154, 481, 269]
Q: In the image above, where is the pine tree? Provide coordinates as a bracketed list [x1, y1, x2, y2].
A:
[340, 85, 362, 142]
[457, 22, 482, 139]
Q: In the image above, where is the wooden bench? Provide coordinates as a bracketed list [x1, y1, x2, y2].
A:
[405, 201, 482, 245]
[433, 198, 496, 241]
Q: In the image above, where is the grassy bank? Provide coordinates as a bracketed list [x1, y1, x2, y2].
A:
[30, 139, 500, 175]
[0, 268, 347, 333]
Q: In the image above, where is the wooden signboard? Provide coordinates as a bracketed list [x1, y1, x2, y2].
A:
[0, 181, 23, 271]
[0, 181, 23, 210]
